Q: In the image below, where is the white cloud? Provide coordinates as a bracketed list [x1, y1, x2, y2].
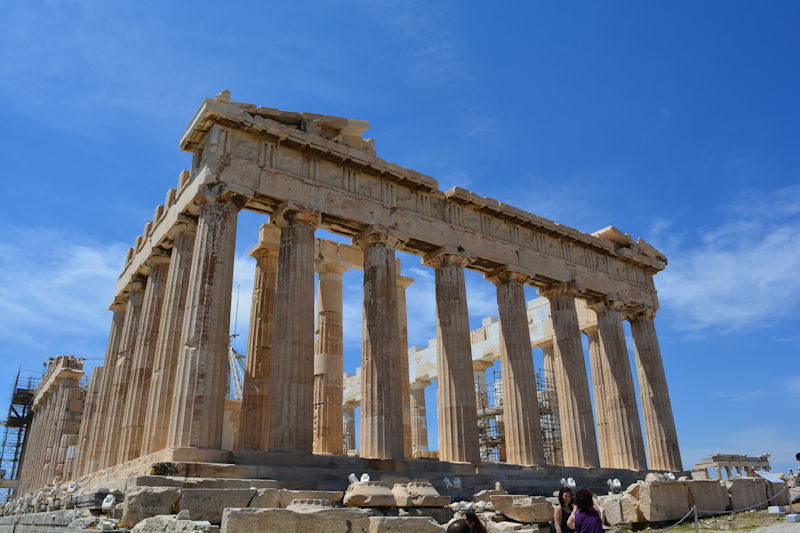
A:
[656, 185, 800, 332]
[0, 226, 127, 355]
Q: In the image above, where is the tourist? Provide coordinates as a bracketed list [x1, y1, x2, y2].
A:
[553, 487, 575, 533]
[460, 509, 487, 533]
[566, 488, 602, 533]
[447, 519, 472, 533]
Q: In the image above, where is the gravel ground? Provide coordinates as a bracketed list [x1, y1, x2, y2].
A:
[751, 523, 800, 532]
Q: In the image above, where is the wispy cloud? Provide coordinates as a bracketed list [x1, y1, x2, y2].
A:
[710, 390, 768, 402]
[0, 226, 126, 356]
[656, 184, 800, 332]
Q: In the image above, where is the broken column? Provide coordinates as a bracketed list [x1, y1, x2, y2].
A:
[313, 255, 350, 455]
[539, 285, 599, 468]
[488, 269, 545, 466]
[409, 380, 430, 454]
[168, 192, 242, 449]
[424, 248, 479, 463]
[396, 263, 414, 459]
[588, 299, 647, 470]
[354, 226, 404, 459]
[266, 205, 319, 453]
[625, 307, 682, 471]
[342, 400, 358, 454]
[237, 224, 280, 451]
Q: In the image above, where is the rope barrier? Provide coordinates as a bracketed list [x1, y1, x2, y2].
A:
[652, 505, 697, 532]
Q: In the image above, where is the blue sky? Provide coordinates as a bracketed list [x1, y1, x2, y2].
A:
[1, 2, 798, 475]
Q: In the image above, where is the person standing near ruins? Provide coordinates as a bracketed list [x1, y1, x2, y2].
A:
[460, 510, 487, 533]
[553, 487, 575, 533]
[567, 488, 602, 533]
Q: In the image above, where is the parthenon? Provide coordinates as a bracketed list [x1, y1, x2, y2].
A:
[13, 91, 682, 506]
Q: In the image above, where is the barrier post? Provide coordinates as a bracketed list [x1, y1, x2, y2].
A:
[693, 505, 699, 533]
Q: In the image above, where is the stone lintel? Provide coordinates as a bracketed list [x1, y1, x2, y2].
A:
[32, 356, 84, 410]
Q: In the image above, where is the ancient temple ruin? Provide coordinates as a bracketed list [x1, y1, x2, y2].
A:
[13, 92, 682, 506]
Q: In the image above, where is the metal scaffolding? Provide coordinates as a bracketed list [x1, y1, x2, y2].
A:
[474, 367, 564, 465]
[0, 369, 38, 502]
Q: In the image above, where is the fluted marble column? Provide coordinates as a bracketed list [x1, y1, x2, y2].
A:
[101, 279, 145, 468]
[584, 325, 612, 467]
[118, 252, 170, 463]
[169, 193, 242, 449]
[472, 359, 493, 411]
[266, 206, 319, 453]
[312, 257, 349, 455]
[424, 249, 479, 463]
[588, 299, 647, 470]
[354, 226, 404, 459]
[342, 401, 358, 454]
[74, 366, 102, 476]
[143, 219, 198, 454]
[539, 285, 599, 468]
[409, 380, 430, 454]
[237, 224, 280, 451]
[625, 307, 682, 470]
[396, 263, 414, 459]
[487, 269, 545, 466]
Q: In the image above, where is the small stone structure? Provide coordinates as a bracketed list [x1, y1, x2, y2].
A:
[692, 453, 771, 479]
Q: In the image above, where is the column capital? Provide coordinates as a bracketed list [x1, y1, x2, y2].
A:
[197, 188, 247, 209]
[352, 225, 399, 250]
[397, 275, 414, 290]
[108, 298, 127, 312]
[314, 256, 351, 275]
[622, 306, 657, 321]
[343, 399, 360, 410]
[586, 298, 625, 313]
[485, 266, 528, 287]
[144, 247, 172, 268]
[472, 359, 494, 372]
[270, 202, 321, 229]
[410, 378, 431, 390]
[166, 214, 199, 240]
[421, 246, 470, 270]
[249, 223, 281, 259]
[538, 282, 580, 300]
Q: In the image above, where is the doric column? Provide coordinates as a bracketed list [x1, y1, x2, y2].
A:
[143, 218, 198, 454]
[587, 299, 647, 470]
[396, 263, 414, 459]
[312, 256, 350, 455]
[584, 325, 612, 467]
[353, 226, 404, 459]
[342, 400, 358, 454]
[540, 341, 555, 379]
[472, 359, 493, 411]
[624, 307, 682, 471]
[539, 285, 599, 468]
[237, 224, 280, 451]
[266, 204, 319, 453]
[487, 269, 545, 466]
[168, 193, 242, 449]
[409, 380, 430, 454]
[100, 280, 145, 468]
[423, 249, 479, 463]
[74, 366, 103, 476]
[118, 251, 170, 463]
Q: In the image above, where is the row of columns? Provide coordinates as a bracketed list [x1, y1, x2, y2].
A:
[74, 192, 679, 477]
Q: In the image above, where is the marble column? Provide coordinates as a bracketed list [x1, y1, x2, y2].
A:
[342, 400, 358, 454]
[409, 380, 430, 454]
[584, 326, 612, 467]
[396, 263, 414, 459]
[168, 193, 242, 449]
[312, 257, 350, 455]
[539, 285, 599, 468]
[588, 299, 647, 470]
[266, 205, 319, 453]
[354, 226, 404, 459]
[142, 219, 198, 454]
[472, 359, 493, 412]
[118, 251, 170, 463]
[74, 366, 102, 476]
[237, 224, 280, 451]
[540, 341, 555, 381]
[625, 307, 682, 471]
[101, 279, 145, 468]
[424, 249, 479, 463]
[487, 269, 545, 466]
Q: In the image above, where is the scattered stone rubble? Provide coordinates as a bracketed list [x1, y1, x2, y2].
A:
[1, 472, 793, 531]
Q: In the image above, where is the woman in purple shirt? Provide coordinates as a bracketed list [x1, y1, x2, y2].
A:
[566, 488, 603, 533]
